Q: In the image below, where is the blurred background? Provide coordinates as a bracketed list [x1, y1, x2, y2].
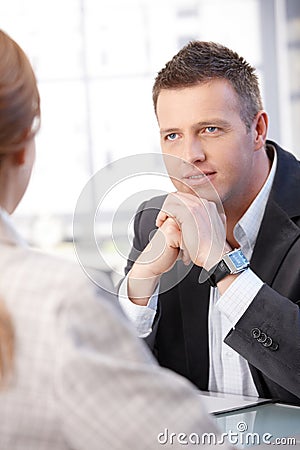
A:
[1, 0, 299, 277]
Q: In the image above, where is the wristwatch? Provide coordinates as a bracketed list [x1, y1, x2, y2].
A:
[207, 248, 249, 287]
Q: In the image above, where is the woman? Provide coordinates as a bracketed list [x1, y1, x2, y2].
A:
[0, 30, 229, 450]
[0, 28, 40, 384]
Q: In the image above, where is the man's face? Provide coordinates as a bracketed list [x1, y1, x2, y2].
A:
[156, 79, 260, 211]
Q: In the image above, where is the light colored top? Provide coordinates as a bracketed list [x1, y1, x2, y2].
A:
[0, 207, 231, 449]
[119, 145, 277, 397]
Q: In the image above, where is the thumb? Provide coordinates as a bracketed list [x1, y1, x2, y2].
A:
[219, 212, 227, 227]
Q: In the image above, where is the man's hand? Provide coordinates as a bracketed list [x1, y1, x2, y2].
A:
[128, 217, 183, 305]
[156, 192, 229, 270]
[128, 192, 229, 305]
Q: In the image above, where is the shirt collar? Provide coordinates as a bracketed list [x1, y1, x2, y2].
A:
[233, 144, 277, 258]
[0, 207, 27, 247]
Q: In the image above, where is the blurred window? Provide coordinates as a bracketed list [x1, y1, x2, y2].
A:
[0, 0, 297, 256]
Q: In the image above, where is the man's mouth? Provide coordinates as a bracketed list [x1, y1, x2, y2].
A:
[182, 171, 216, 185]
[187, 174, 206, 179]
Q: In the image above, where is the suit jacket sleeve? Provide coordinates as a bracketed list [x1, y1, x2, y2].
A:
[224, 284, 300, 399]
[124, 200, 148, 275]
[124, 196, 166, 275]
[123, 197, 166, 351]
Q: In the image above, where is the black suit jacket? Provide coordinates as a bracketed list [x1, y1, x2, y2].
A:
[125, 141, 300, 405]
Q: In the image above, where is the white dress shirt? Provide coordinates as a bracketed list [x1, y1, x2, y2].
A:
[119, 145, 277, 397]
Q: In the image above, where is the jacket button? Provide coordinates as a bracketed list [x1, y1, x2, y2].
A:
[257, 332, 267, 343]
[251, 328, 261, 339]
[262, 336, 273, 347]
[270, 341, 279, 351]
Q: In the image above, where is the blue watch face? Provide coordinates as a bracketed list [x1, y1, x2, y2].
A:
[228, 250, 248, 269]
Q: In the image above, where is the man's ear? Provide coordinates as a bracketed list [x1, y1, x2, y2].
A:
[253, 111, 268, 151]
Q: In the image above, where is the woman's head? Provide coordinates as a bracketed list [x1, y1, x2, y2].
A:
[0, 30, 40, 154]
[0, 30, 40, 213]
[0, 30, 40, 385]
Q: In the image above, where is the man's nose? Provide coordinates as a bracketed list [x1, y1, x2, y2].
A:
[182, 136, 206, 164]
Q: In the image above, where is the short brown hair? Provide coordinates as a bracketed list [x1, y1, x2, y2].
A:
[0, 29, 40, 155]
[152, 41, 263, 130]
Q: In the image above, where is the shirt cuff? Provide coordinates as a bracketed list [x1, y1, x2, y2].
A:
[118, 275, 158, 338]
[216, 268, 264, 327]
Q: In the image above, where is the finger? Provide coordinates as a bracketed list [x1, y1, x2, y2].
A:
[219, 212, 227, 227]
[156, 193, 181, 226]
[156, 210, 169, 227]
[176, 247, 191, 265]
[178, 238, 192, 266]
[181, 248, 192, 266]
[156, 206, 181, 228]
[159, 217, 181, 238]
[176, 249, 184, 262]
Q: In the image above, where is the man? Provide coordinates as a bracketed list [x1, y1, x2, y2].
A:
[119, 41, 300, 405]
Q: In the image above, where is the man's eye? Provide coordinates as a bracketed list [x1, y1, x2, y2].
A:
[205, 126, 218, 133]
[166, 133, 178, 141]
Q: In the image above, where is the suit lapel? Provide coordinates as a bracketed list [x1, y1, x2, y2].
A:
[250, 199, 300, 284]
[248, 143, 300, 396]
[251, 142, 300, 284]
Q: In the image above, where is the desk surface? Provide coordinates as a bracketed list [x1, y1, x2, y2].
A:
[200, 391, 271, 415]
[200, 393, 300, 448]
